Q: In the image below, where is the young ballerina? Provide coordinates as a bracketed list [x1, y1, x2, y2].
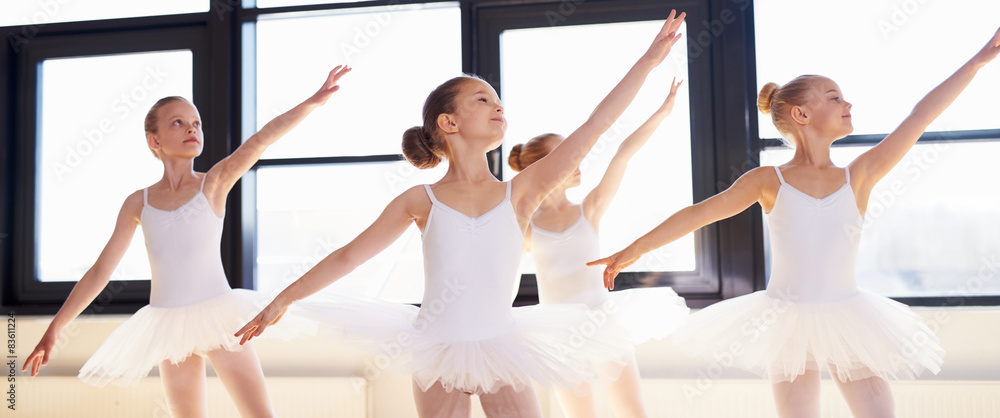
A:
[22, 66, 351, 417]
[590, 28, 1000, 417]
[235, 11, 686, 417]
[509, 78, 689, 418]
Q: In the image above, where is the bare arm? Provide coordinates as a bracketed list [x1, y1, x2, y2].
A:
[583, 78, 683, 223]
[205, 66, 352, 203]
[512, 11, 686, 218]
[23, 191, 143, 376]
[235, 186, 423, 343]
[588, 167, 770, 289]
[852, 28, 1000, 192]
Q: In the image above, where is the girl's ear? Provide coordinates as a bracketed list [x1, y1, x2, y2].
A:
[437, 113, 459, 135]
[790, 106, 809, 126]
[146, 133, 161, 158]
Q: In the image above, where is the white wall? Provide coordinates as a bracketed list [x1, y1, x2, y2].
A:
[10, 307, 1000, 417]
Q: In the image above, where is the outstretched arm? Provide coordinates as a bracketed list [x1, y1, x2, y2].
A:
[512, 11, 686, 217]
[22, 192, 143, 376]
[234, 186, 423, 344]
[206, 66, 352, 200]
[583, 78, 683, 223]
[852, 28, 1000, 191]
[588, 167, 770, 289]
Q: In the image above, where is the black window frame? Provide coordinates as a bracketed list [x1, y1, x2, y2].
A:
[0, 7, 244, 314]
[473, 0, 745, 307]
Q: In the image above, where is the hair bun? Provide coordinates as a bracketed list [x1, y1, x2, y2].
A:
[402, 126, 442, 169]
[757, 82, 780, 114]
[508, 144, 524, 172]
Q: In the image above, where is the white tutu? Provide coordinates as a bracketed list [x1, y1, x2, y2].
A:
[671, 289, 945, 383]
[78, 289, 317, 387]
[297, 295, 633, 395]
[606, 287, 689, 344]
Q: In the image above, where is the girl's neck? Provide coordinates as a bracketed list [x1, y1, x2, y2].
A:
[441, 153, 495, 184]
[159, 157, 198, 190]
[788, 132, 835, 167]
[439, 135, 499, 184]
[538, 187, 572, 212]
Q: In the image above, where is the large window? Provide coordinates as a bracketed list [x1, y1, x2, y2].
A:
[249, 3, 461, 303]
[501, 21, 695, 274]
[37, 51, 193, 283]
[476, 1, 730, 304]
[754, 0, 1000, 303]
[3, 21, 210, 310]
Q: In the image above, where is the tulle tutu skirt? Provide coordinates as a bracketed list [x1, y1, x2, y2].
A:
[78, 289, 317, 388]
[297, 295, 633, 395]
[671, 288, 945, 383]
[604, 286, 689, 344]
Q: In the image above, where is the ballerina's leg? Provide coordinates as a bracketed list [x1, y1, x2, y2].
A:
[771, 368, 821, 418]
[207, 345, 277, 418]
[412, 380, 472, 418]
[553, 381, 599, 418]
[159, 355, 209, 418]
[478, 384, 544, 418]
[603, 356, 649, 418]
[828, 364, 895, 418]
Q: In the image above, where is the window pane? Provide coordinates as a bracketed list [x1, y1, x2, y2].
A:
[256, 162, 447, 303]
[37, 51, 194, 282]
[754, 0, 1000, 139]
[501, 21, 695, 274]
[254, 3, 461, 158]
[760, 142, 1000, 297]
[1, 0, 207, 27]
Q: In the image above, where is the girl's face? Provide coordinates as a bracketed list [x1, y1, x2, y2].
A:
[449, 79, 507, 151]
[150, 100, 203, 159]
[802, 77, 853, 140]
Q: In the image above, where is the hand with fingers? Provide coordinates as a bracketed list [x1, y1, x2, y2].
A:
[587, 245, 643, 290]
[234, 301, 289, 345]
[641, 10, 687, 67]
[22, 331, 58, 377]
[658, 77, 684, 115]
[306, 65, 353, 107]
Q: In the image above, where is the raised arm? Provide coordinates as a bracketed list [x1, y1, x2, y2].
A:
[23, 192, 143, 376]
[851, 28, 1000, 192]
[512, 11, 686, 216]
[234, 186, 423, 343]
[205, 66, 352, 202]
[588, 167, 771, 289]
[582, 78, 683, 223]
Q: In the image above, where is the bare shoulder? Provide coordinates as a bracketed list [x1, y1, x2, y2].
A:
[121, 189, 145, 221]
[398, 184, 431, 204]
[394, 184, 433, 228]
[739, 166, 779, 188]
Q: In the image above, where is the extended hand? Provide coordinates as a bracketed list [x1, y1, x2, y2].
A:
[22, 332, 57, 377]
[308, 65, 353, 106]
[641, 10, 687, 67]
[587, 246, 642, 290]
[659, 77, 684, 114]
[234, 302, 289, 345]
